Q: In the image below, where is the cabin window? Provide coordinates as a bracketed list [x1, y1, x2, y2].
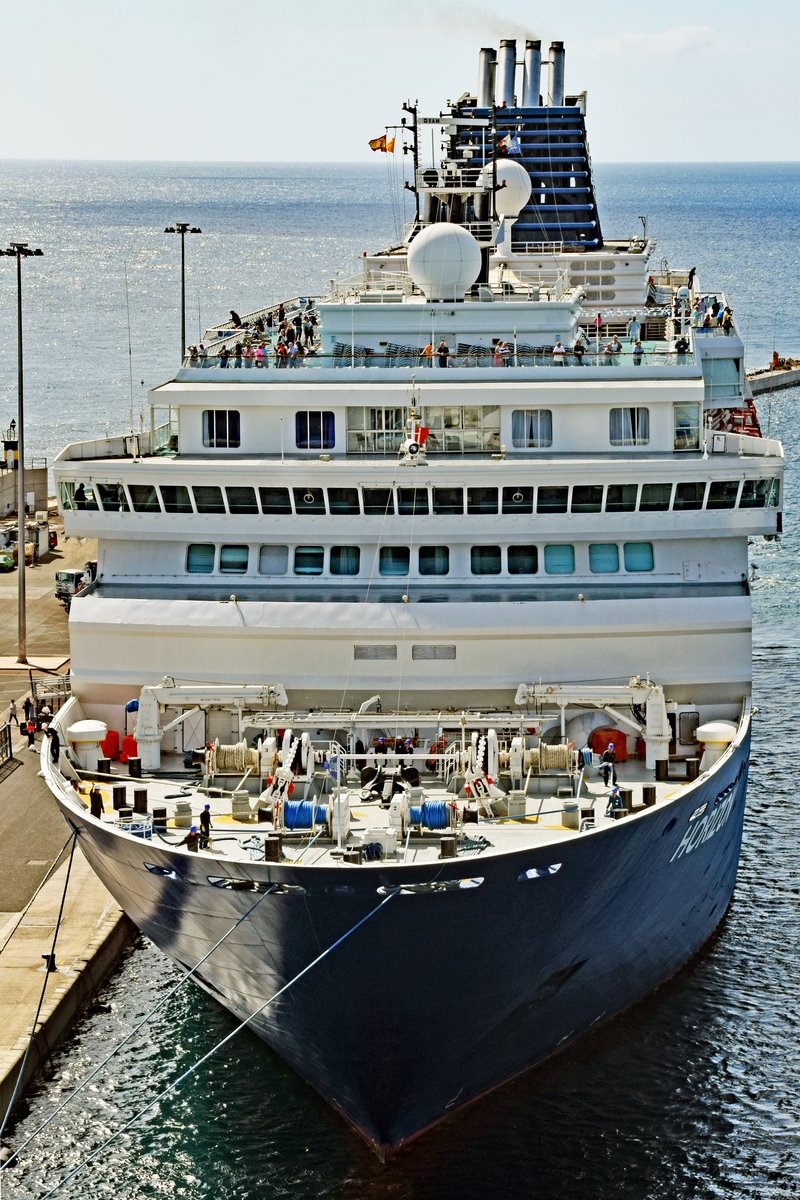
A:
[673, 403, 701, 451]
[96, 483, 130, 512]
[259, 487, 292, 514]
[511, 409, 553, 448]
[293, 487, 325, 514]
[226, 487, 258, 515]
[419, 546, 450, 575]
[502, 487, 534, 514]
[537, 486, 568, 514]
[606, 484, 638, 512]
[623, 542, 654, 572]
[467, 487, 498, 515]
[62, 482, 99, 511]
[129, 484, 161, 513]
[295, 411, 334, 450]
[160, 485, 192, 513]
[220, 545, 249, 574]
[739, 479, 770, 509]
[294, 546, 324, 575]
[639, 483, 673, 512]
[508, 545, 538, 574]
[363, 488, 395, 516]
[609, 407, 649, 446]
[571, 485, 603, 514]
[397, 488, 429, 516]
[432, 487, 463, 514]
[330, 546, 360, 575]
[193, 486, 225, 514]
[423, 404, 500, 454]
[328, 487, 360, 514]
[202, 410, 240, 448]
[186, 544, 215, 574]
[707, 480, 739, 509]
[544, 544, 575, 574]
[471, 546, 501, 575]
[589, 543, 619, 573]
[674, 482, 706, 511]
[258, 545, 288, 575]
[346, 406, 405, 454]
[379, 547, 410, 576]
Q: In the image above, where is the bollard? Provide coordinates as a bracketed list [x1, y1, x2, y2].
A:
[686, 757, 700, 781]
[440, 835, 457, 859]
[642, 784, 657, 807]
[112, 785, 127, 810]
[264, 835, 282, 862]
[152, 807, 168, 833]
[133, 788, 148, 814]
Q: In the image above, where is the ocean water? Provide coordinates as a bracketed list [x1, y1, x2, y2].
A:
[0, 162, 799, 1199]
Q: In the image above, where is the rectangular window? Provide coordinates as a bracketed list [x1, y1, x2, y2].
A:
[346, 406, 404, 454]
[226, 487, 258, 515]
[739, 479, 770, 509]
[397, 488, 429, 515]
[363, 487, 394, 516]
[707, 480, 739, 509]
[571, 485, 603, 514]
[220, 545, 249, 574]
[258, 487, 292, 514]
[502, 486, 534, 514]
[193, 485, 225, 514]
[544, 544, 575, 574]
[673, 403, 701, 451]
[508, 545, 538, 575]
[701, 357, 740, 402]
[294, 546, 324, 575]
[64, 482, 99, 510]
[328, 487, 360, 514]
[354, 645, 397, 660]
[537, 486, 568, 514]
[129, 484, 161, 513]
[471, 546, 501, 575]
[295, 411, 334, 450]
[467, 487, 498, 515]
[610, 407, 649, 446]
[623, 542, 654, 572]
[606, 484, 638, 513]
[160, 485, 192, 514]
[330, 546, 360, 575]
[432, 487, 464, 514]
[767, 478, 781, 507]
[419, 546, 450, 575]
[640, 483, 673, 512]
[674, 482, 706, 511]
[412, 645, 456, 661]
[258, 545, 288, 575]
[293, 487, 326, 514]
[202, 410, 240, 448]
[187, 543, 214, 574]
[589, 543, 620, 573]
[379, 547, 410, 576]
[511, 409, 553, 448]
[96, 483, 130, 512]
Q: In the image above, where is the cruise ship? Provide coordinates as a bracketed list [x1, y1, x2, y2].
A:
[42, 40, 783, 1154]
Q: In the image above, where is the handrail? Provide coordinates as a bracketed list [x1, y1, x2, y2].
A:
[180, 346, 693, 371]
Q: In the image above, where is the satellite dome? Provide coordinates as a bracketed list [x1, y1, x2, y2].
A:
[407, 223, 482, 301]
[479, 159, 532, 218]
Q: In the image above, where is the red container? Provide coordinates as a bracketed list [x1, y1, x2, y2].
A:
[101, 730, 121, 761]
[120, 735, 138, 764]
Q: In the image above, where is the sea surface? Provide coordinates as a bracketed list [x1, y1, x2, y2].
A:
[0, 162, 799, 1199]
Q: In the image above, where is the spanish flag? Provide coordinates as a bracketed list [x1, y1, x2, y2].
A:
[369, 135, 396, 152]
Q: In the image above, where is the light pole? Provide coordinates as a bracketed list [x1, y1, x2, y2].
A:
[164, 222, 201, 359]
[3, 241, 43, 666]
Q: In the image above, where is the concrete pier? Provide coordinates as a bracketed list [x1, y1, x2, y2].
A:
[0, 523, 134, 1131]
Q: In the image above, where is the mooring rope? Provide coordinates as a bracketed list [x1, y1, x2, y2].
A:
[35, 891, 397, 1198]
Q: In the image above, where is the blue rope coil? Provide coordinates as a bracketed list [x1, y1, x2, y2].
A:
[409, 800, 449, 830]
[282, 801, 328, 830]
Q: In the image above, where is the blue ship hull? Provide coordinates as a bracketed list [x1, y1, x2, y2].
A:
[56, 721, 750, 1153]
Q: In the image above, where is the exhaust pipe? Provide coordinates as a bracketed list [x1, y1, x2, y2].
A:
[521, 39, 541, 107]
[547, 41, 565, 106]
[477, 47, 496, 108]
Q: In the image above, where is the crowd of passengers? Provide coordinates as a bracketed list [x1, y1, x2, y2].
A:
[186, 299, 320, 368]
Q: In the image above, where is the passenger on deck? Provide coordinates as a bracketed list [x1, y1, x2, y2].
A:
[553, 340, 566, 364]
[218, 346, 229, 367]
[44, 727, 60, 763]
[229, 309, 241, 327]
[572, 338, 585, 365]
[437, 340, 450, 367]
[627, 316, 641, 342]
[633, 339, 643, 365]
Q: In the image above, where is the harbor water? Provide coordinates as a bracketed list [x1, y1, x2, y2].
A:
[0, 162, 799, 1198]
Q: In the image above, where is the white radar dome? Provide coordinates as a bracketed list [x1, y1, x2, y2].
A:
[479, 159, 532, 218]
[407, 223, 482, 301]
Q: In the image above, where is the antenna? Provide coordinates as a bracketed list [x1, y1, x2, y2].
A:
[123, 261, 134, 434]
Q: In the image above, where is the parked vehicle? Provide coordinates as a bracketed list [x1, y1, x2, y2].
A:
[55, 561, 96, 612]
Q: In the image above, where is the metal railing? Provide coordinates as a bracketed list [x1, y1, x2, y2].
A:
[180, 346, 691, 371]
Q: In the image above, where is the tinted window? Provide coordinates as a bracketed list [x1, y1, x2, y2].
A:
[397, 488, 429, 515]
[226, 487, 258, 515]
[640, 483, 673, 512]
[537, 486, 568, 514]
[508, 545, 538, 574]
[674, 482, 705, 511]
[543, 544, 575, 574]
[295, 411, 334, 450]
[160, 485, 192, 514]
[432, 487, 464, 514]
[471, 546, 501, 574]
[379, 547, 409, 575]
[328, 487, 360, 514]
[419, 546, 449, 575]
[294, 546, 324, 574]
[707, 481, 739, 509]
[293, 487, 325, 514]
[259, 487, 292, 514]
[623, 542, 654, 572]
[187, 544, 214, 573]
[96, 483, 130, 512]
[193, 486, 225, 514]
[363, 488, 394, 515]
[571, 485, 602, 514]
[467, 487, 498, 515]
[220, 545, 249, 573]
[129, 484, 161, 513]
[589, 543, 619, 573]
[606, 484, 638, 513]
[502, 487, 534, 514]
[202, 410, 240, 448]
[330, 546, 360, 575]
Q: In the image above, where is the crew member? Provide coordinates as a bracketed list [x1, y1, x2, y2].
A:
[600, 743, 617, 787]
[199, 804, 213, 849]
[178, 826, 200, 852]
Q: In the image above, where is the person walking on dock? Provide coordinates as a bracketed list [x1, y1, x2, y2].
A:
[25, 719, 36, 752]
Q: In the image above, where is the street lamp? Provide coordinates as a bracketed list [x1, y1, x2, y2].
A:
[164, 222, 201, 360]
[2, 241, 43, 665]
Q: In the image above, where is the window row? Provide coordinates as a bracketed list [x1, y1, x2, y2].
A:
[198, 403, 702, 454]
[186, 542, 657, 577]
[61, 477, 781, 517]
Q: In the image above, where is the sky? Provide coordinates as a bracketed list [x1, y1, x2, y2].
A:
[1, 0, 798, 163]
